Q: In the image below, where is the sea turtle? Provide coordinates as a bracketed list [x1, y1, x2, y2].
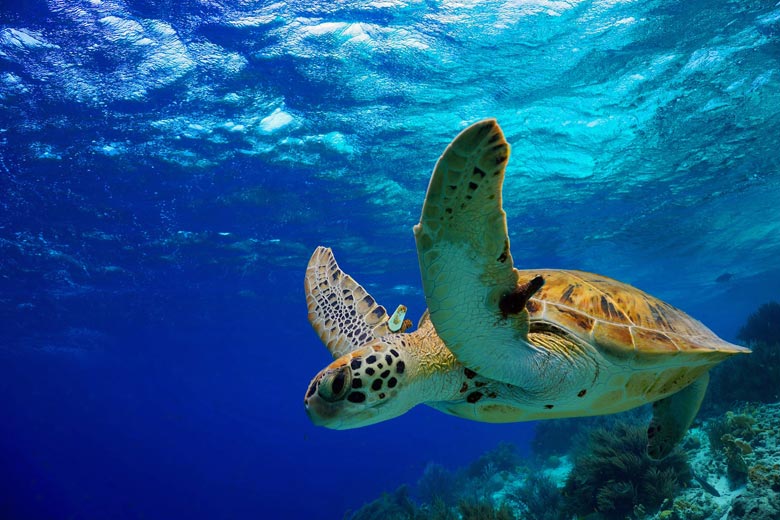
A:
[303, 119, 749, 459]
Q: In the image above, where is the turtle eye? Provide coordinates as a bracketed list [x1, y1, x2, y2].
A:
[318, 367, 351, 402]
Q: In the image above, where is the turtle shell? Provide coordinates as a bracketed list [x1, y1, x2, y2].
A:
[522, 269, 749, 366]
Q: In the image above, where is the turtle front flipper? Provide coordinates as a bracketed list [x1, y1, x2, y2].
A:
[305, 247, 394, 358]
[413, 119, 542, 384]
[647, 372, 709, 459]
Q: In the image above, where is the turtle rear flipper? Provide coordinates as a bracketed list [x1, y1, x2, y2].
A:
[305, 247, 394, 358]
[647, 372, 709, 460]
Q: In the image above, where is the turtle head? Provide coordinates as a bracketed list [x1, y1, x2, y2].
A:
[304, 340, 417, 429]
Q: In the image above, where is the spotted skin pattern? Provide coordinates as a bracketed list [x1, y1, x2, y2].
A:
[304, 120, 750, 459]
[305, 246, 393, 359]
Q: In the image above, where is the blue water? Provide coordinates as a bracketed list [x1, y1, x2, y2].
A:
[1, 0, 779, 518]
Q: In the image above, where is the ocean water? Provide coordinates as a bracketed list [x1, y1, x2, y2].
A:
[1, 0, 779, 519]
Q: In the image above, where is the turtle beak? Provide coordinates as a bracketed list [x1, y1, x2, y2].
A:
[305, 394, 339, 427]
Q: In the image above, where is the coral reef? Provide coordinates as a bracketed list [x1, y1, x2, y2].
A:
[508, 473, 567, 520]
[530, 408, 647, 461]
[466, 441, 522, 478]
[347, 404, 780, 520]
[348, 485, 420, 520]
[737, 301, 780, 345]
[562, 421, 691, 519]
[719, 404, 780, 519]
[457, 499, 514, 520]
[416, 463, 461, 507]
[706, 411, 757, 484]
[706, 301, 780, 410]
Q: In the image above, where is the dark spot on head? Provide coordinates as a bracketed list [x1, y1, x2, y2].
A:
[474, 381, 486, 388]
[468, 182, 478, 191]
[544, 404, 554, 409]
[385, 354, 393, 365]
[473, 166, 486, 178]
[387, 377, 397, 388]
[332, 371, 346, 395]
[366, 355, 377, 364]
[396, 361, 405, 374]
[351, 378, 363, 389]
[460, 382, 468, 393]
[350, 359, 361, 370]
[377, 363, 383, 369]
[371, 379, 383, 391]
[487, 392, 498, 398]
[380, 370, 390, 379]
[445, 208, 453, 214]
[467, 392, 483, 403]
[464, 368, 477, 379]
[378, 393, 386, 399]
[390, 349, 399, 358]
[347, 392, 365, 403]
[366, 367, 375, 376]
[577, 389, 587, 397]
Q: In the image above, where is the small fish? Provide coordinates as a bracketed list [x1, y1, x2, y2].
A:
[715, 273, 733, 283]
[692, 470, 720, 497]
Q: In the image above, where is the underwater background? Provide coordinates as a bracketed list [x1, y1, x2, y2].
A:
[1, 0, 780, 519]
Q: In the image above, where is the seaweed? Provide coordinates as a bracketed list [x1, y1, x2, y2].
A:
[347, 485, 421, 520]
[510, 473, 567, 520]
[737, 301, 780, 344]
[457, 498, 514, 520]
[416, 463, 461, 508]
[706, 302, 780, 411]
[465, 441, 522, 478]
[562, 421, 691, 519]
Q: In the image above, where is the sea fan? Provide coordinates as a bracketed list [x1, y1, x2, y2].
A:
[562, 421, 691, 519]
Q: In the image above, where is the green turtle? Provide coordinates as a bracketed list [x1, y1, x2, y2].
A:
[303, 119, 749, 459]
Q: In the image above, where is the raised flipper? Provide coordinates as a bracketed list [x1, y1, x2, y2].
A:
[647, 372, 709, 460]
[305, 247, 393, 358]
[413, 119, 542, 384]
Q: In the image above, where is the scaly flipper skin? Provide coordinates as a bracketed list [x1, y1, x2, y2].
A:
[305, 246, 392, 358]
[647, 372, 709, 460]
[413, 119, 537, 384]
[305, 120, 750, 459]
